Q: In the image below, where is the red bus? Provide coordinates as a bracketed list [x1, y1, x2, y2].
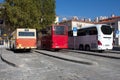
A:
[9, 28, 36, 51]
[37, 24, 68, 51]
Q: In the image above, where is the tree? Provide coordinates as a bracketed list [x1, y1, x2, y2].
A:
[40, 0, 56, 28]
[3, 0, 56, 31]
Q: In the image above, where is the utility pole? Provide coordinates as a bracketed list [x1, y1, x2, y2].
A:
[73, 27, 77, 50]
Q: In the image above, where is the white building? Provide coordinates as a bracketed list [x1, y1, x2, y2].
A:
[54, 16, 59, 24]
[60, 17, 94, 31]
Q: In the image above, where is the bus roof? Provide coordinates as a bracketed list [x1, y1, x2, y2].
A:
[80, 24, 110, 29]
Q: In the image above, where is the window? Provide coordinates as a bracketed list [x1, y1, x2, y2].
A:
[77, 27, 97, 36]
[77, 29, 86, 36]
[19, 32, 35, 36]
[101, 25, 112, 35]
[54, 26, 65, 35]
[89, 27, 97, 35]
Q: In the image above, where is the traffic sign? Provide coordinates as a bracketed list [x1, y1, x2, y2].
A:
[73, 27, 77, 32]
[73, 27, 77, 36]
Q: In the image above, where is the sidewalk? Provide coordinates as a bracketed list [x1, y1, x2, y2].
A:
[1, 49, 97, 67]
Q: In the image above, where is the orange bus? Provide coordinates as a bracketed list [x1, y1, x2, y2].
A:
[9, 28, 36, 51]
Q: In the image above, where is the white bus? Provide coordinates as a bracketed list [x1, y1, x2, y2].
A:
[68, 24, 113, 52]
[9, 28, 37, 51]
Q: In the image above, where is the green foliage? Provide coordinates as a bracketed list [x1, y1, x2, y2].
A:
[3, 0, 56, 30]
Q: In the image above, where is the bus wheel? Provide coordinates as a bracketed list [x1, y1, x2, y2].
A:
[79, 45, 83, 50]
[85, 45, 90, 51]
[12, 45, 15, 50]
[98, 50, 104, 53]
[54, 49, 60, 51]
[42, 45, 46, 50]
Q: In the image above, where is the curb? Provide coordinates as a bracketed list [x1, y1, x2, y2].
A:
[35, 50, 97, 65]
[1, 53, 24, 67]
[65, 49, 120, 59]
[1, 54, 17, 67]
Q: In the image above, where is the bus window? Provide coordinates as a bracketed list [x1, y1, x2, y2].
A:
[54, 26, 65, 35]
[101, 25, 112, 35]
[19, 32, 35, 36]
[86, 29, 89, 35]
[89, 27, 98, 35]
[77, 29, 86, 36]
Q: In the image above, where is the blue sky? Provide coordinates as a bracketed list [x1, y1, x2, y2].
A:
[56, 0, 120, 19]
[0, 0, 120, 20]
[0, 0, 3, 3]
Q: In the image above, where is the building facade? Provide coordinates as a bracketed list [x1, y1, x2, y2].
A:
[60, 19, 94, 31]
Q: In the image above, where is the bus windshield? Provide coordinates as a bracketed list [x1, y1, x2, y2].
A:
[19, 32, 35, 36]
[54, 26, 66, 35]
[101, 25, 112, 35]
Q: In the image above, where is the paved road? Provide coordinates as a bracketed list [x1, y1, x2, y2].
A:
[59, 49, 120, 71]
[0, 48, 120, 80]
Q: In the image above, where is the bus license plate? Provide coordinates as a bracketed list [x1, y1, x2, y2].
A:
[105, 45, 109, 46]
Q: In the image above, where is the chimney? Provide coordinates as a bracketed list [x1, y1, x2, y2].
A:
[111, 14, 115, 17]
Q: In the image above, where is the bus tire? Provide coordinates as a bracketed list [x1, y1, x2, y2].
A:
[79, 45, 84, 50]
[12, 44, 16, 52]
[9, 44, 11, 49]
[54, 49, 60, 51]
[85, 45, 90, 51]
[42, 44, 46, 50]
[12, 45, 15, 50]
[98, 50, 104, 53]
